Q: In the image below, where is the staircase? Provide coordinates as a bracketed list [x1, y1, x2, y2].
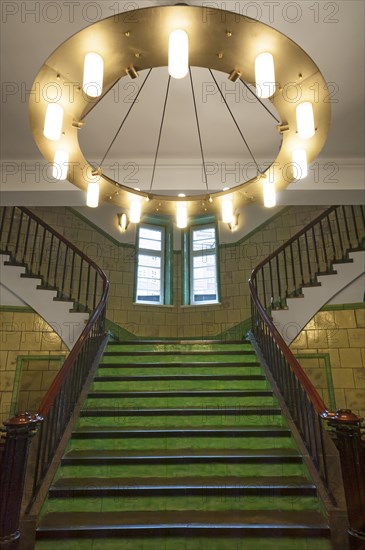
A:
[35, 340, 332, 549]
[272, 250, 364, 344]
[0, 253, 89, 349]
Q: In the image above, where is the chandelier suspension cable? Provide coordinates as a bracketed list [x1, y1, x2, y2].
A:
[189, 68, 209, 192]
[209, 69, 262, 174]
[238, 78, 280, 124]
[99, 68, 153, 167]
[149, 75, 171, 192]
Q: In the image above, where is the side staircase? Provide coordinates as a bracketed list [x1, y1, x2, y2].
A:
[36, 340, 332, 549]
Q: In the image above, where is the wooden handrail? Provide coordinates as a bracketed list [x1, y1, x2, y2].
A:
[252, 206, 336, 275]
[16, 207, 110, 417]
[249, 276, 329, 416]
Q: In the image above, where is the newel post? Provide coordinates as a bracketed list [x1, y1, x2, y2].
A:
[0, 413, 42, 547]
[328, 409, 365, 550]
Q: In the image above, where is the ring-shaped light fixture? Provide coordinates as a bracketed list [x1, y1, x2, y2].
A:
[29, 5, 331, 217]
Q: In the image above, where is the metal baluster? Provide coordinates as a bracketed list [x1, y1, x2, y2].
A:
[69, 250, 76, 301]
[311, 226, 320, 273]
[53, 240, 62, 288]
[14, 210, 23, 259]
[93, 270, 98, 309]
[326, 214, 336, 262]
[289, 243, 297, 296]
[319, 221, 328, 271]
[30, 222, 39, 272]
[85, 264, 91, 309]
[268, 260, 274, 308]
[46, 234, 54, 286]
[341, 206, 351, 249]
[261, 271, 268, 310]
[22, 216, 32, 264]
[38, 227, 47, 276]
[77, 259, 84, 311]
[350, 205, 360, 247]
[275, 254, 282, 307]
[0, 206, 7, 244]
[334, 208, 345, 259]
[283, 248, 289, 298]
[61, 246, 69, 298]
[304, 231, 312, 283]
[5, 207, 16, 253]
[297, 237, 305, 286]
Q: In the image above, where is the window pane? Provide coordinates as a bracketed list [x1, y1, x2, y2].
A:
[140, 227, 162, 241]
[139, 226, 162, 252]
[138, 254, 161, 269]
[139, 238, 162, 251]
[192, 227, 216, 252]
[193, 255, 216, 269]
[191, 225, 218, 304]
[137, 266, 161, 283]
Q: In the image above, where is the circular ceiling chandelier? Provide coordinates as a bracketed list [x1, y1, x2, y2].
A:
[29, 4, 331, 227]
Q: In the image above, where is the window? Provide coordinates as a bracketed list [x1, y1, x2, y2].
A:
[183, 220, 219, 305]
[134, 219, 173, 305]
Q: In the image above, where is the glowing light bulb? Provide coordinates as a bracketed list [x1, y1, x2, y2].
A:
[52, 150, 69, 180]
[255, 52, 276, 99]
[43, 103, 64, 141]
[296, 102, 315, 139]
[222, 196, 233, 223]
[292, 149, 308, 179]
[168, 30, 189, 79]
[263, 177, 276, 208]
[83, 52, 104, 97]
[176, 203, 188, 228]
[130, 198, 142, 223]
[86, 181, 99, 208]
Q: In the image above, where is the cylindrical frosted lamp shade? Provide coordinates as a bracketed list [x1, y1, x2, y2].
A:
[176, 203, 188, 228]
[255, 52, 276, 99]
[292, 149, 308, 179]
[130, 199, 142, 223]
[43, 103, 64, 141]
[52, 150, 69, 180]
[296, 102, 315, 139]
[263, 178, 276, 208]
[222, 197, 233, 223]
[86, 181, 99, 208]
[83, 53, 104, 97]
[168, 30, 189, 79]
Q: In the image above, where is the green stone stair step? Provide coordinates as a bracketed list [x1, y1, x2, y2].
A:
[36, 510, 330, 538]
[79, 406, 282, 417]
[61, 448, 303, 466]
[71, 426, 291, 439]
[93, 374, 266, 382]
[49, 475, 316, 498]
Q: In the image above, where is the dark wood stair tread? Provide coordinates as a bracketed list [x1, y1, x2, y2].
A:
[88, 390, 273, 398]
[107, 340, 251, 345]
[99, 361, 261, 368]
[50, 476, 316, 497]
[103, 350, 255, 356]
[93, 374, 265, 382]
[72, 426, 291, 438]
[62, 448, 302, 465]
[37, 510, 329, 537]
[80, 406, 281, 417]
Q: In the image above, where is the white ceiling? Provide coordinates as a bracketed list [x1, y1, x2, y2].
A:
[1, 0, 364, 216]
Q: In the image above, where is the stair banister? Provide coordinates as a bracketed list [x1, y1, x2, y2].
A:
[249, 204, 365, 549]
[0, 206, 109, 546]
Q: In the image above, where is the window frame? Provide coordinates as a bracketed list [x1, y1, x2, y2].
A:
[134, 217, 173, 306]
[182, 217, 220, 306]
